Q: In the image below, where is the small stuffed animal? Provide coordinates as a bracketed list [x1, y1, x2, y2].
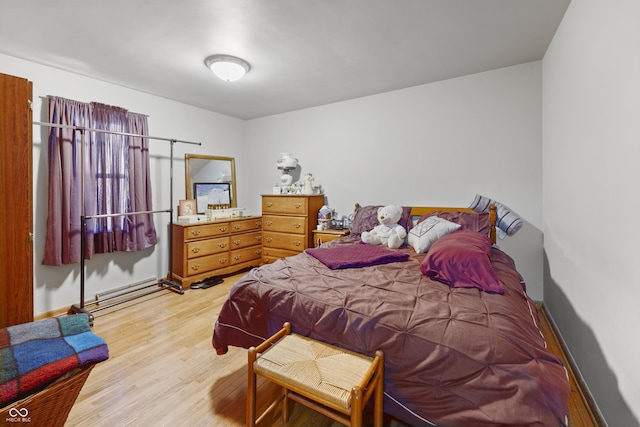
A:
[361, 205, 407, 249]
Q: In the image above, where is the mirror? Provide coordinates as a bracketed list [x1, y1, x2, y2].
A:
[185, 154, 237, 212]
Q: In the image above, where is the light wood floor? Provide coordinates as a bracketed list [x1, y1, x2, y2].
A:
[64, 272, 599, 427]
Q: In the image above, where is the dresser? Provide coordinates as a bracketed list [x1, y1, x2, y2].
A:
[262, 194, 325, 263]
[171, 216, 262, 288]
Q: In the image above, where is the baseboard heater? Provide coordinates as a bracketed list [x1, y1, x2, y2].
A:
[79, 277, 178, 315]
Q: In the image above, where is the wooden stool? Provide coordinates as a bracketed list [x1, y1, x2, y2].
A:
[247, 322, 384, 427]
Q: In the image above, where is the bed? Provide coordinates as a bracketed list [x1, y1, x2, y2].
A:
[212, 205, 569, 427]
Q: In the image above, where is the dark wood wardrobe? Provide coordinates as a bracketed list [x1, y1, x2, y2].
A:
[0, 72, 34, 327]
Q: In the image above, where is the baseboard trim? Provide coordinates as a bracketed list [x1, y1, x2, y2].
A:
[539, 303, 608, 427]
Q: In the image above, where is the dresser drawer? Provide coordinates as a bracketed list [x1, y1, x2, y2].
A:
[263, 231, 308, 251]
[262, 247, 299, 263]
[186, 236, 229, 259]
[230, 246, 262, 265]
[183, 222, 230, 240]
[186, 253, 229, 276]
[230, 217, 262, 233]
[262, 215, 306, 234]
[262, 196, 310, 215]
[230, 230, 262, 250]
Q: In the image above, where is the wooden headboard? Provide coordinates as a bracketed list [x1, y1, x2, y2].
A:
[409, 206, 497, 244]
[352, 203, 497, 244]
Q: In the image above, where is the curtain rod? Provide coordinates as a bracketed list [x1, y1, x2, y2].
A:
[38, 96, 150, 117]
[33, 121, 201, 146]
[84, 209, 172, 220]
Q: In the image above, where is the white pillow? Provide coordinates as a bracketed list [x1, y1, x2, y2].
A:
[408, 216, 461, 253]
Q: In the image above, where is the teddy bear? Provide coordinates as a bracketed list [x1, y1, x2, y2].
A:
[361, 205, 407, 249]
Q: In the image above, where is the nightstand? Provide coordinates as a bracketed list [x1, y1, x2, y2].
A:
[312, 228, 350, 247]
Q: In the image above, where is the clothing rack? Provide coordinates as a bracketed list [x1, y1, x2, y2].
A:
[34, 121, 200, 324]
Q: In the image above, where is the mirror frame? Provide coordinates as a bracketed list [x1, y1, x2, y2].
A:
[185, 154, 237, 208]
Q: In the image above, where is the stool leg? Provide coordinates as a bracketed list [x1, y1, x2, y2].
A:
[374, 350, 384, 427]
[282, 388, 292, 423]
[350, 387, 363, 427]
[247, 348, 258, 427]
[246, 324, 292, 427]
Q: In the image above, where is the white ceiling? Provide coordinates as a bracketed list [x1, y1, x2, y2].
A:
[0, 0, 570, 120]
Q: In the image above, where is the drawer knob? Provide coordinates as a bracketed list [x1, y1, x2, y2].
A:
[191, 247, 201, 254]
[293, 223, 301, 229]
[219, 258, 227, 264]
[191, 230, 201, 236]
[294, 241, 301, 246]
[234, 225, 241, 230]
[219, 242, 227, 248]
[294, 203, 301, 209]
[255, 235, 262, 241]
[266, 237, 273, 243]
[219, 226, 228, 232]
[265, 220, 273, 226]
[234, 239, 241, 245]
[234, 255, 241, 260]
[190, 264, 200, 271]
[266, 202, 273, 207]
[256, 221, 262, 227]
[256, 249, 262, 255]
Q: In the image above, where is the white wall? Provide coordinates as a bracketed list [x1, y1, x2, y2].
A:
[543, 0, 640, 425]
[1, 56, 545, 320]
[0, 53, 245, 316]
[245, 62, 545, 298]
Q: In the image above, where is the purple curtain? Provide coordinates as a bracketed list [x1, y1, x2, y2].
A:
[42, 97, 157, 266]
[126, 111, 157, 250]
[42, 97, 92, 265]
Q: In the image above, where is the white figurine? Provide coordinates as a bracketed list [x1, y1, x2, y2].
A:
[303, 173, 314, 195]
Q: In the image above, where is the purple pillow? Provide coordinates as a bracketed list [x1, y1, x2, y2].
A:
[350, 205, 412, 235]
[420, 229, 504, 294]
[350, 205, 382, 234]
[417, 211, 491, 236]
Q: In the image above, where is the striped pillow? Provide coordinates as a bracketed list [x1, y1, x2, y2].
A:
[469, 194, 523, 236]
[469, 194, 493, 213]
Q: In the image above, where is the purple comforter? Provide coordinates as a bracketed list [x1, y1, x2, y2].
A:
[212, 236, 569, 426]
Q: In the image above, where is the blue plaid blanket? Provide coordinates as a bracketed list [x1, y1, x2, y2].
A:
[1, 314, 109, 406]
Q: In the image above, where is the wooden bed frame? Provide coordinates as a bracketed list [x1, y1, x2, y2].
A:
[408, 205, 497, 244]
[353, 204, 497, 244]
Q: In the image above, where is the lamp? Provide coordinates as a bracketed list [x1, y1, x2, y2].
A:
[276, 152, 298, 191]
[204, 54, 250, 82]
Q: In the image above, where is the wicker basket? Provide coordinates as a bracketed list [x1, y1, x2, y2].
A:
[1, 364, 95, 427]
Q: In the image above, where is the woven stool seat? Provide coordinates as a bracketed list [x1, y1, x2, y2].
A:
[247, 322, 384, 427]
[254, 333, 374, 411]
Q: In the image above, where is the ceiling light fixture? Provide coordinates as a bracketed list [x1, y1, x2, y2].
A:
[204, 54, 251, 82]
